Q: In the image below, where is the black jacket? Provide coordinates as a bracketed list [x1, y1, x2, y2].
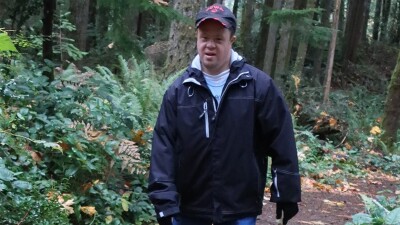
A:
[148, 58, 301, 223]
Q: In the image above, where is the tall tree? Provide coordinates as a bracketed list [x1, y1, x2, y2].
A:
[293, 0, 314, 78]
[342, 0, 369, 71]
[395, 0, 400, 43]
[274, 0, 295, 88]
[42, 0, 55, 81]
[380, 0, 392, 41]
[311, 0, 331, 86]
[255, 0, 274, 69]
[362, 0, 371, 42]
[70, 0, 90, 51]
[338, 0, 345, 33]
[382, 50, 400, 153]
[240, 0, 256, 63]
[163, 0, 202, 76]
[323, 0, 341, 105]
[373, 0, 383, 41]
[232, 0, 239, 17]
[263, 0, 283, 75]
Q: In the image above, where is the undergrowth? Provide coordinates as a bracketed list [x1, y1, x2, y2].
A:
[0, 55, 180, 224]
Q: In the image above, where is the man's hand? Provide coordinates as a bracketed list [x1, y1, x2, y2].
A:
[157, 216, 172, 225]
[276, 202, 299, 225]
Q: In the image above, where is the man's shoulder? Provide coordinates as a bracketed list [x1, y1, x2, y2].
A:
[242, 63, 272, 83]
[164, 68, 194, 91]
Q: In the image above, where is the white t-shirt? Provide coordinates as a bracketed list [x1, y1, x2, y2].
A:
[203, 69, 229, 104]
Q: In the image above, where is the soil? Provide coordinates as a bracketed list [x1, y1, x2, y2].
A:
[257, 170, 400, 225]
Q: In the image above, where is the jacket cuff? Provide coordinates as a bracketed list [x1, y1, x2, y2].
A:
[270, 169, 301, 203]
[157, 206, 180, 218]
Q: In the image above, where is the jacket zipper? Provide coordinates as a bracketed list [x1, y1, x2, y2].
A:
[216, 71, 250, 116]
[187, 71, 250, 138]
[199, 101, 209, 138]
[273, 168, 281, 198]
[219, 71, 249, 101]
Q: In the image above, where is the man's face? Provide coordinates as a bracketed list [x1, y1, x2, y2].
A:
[197, 20, 235, 75]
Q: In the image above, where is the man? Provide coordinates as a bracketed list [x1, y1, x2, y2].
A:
[148, 3, 301, 225]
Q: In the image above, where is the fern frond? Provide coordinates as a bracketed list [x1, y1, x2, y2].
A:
[115, 140, 145, 174]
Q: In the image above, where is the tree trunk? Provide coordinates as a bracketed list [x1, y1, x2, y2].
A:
[263, 0, 283, 76]
[255, 0, 274, 69]
[274, 0, 295, 89]
[323, 0, 341, 106]
[381, 0, 391, 41]
[293, 0, 314, 78]
[233, 0, 239, 17]
[395, 0, 400, 43]
[362, 0, 371, 42]
[163, 0, 201, 77]
[87, 0, 97, 49]
[342, 0, 369, 71]
[382, 50, 400, 152]
[311, 0, 331, 86]
[240, 0, 256, 63]
[389, 0, 399, 43]
[338, 0, 345, 34]
[42, 0, 55, 81]
[70, 0, 90, 51]
[95, 0, 109, 43]
[373, 0, 382, 41]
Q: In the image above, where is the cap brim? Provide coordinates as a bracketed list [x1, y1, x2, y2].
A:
[196, 17, 232, 29]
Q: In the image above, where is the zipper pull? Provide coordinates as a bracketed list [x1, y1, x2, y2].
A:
[199, 102, 207, 119]
[273, 169, 280, 198]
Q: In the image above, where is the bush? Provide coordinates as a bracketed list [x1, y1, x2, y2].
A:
[0, 56, 178, 224]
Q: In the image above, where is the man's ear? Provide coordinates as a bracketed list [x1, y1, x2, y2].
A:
[231, 35, 236, 44]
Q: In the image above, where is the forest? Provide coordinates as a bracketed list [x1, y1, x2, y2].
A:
[1, 0, 400, 224]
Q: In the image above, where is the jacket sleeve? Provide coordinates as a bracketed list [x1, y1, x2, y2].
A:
[148, 89, 180, 218]
[256, 76, 301, 203]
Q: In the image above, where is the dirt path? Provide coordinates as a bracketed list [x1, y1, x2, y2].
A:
[257, 171, 400, 224]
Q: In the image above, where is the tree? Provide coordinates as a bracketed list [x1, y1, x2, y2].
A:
[239, 0, 256, 63]
[373, 0, 382, 41]
[380, 0, 392, 41]
[311, 0, 331, 86]
[70, 0, 90, 52]
[163, 0, 202, 76]
[382, 50, 400, 153]
[255, 0, 274, 69]
[362, 0, 371, 42]
[323, 0, 341, 105]
[42, 0, 55, 81]
[292, 0, 314, 78]
[274, 0, 295, 88]
[395, 0, 400, 43]
[263, 0, 283, 75]
[342, 0, 369, 71]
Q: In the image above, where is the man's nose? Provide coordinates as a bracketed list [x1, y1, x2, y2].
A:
[206, 40, 216, 48]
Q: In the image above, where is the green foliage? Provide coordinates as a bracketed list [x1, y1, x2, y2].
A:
[268, 8, 332, 47]
[269, 8, 321, 24]
[293, 85, 400, 184]
[96, 0, 181, 59]
[0, 54, 178, 224]
[346, 194, 400, 225]
[0, 156, 70, 225]
[0, 32, 18, 52]
[53, 5, 88, 61]
[295, 128, 365, 186]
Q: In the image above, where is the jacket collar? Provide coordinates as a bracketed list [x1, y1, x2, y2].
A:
[184, 50, 247, 85]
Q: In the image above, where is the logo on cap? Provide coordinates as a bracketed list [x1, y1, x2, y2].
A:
[206, 5, 224, 13]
